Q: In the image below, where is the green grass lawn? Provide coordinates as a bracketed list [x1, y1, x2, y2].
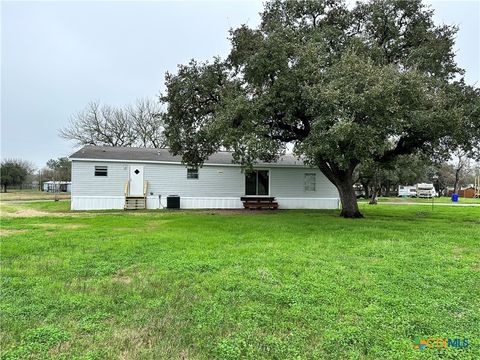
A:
[1, 202, 479, 359]
[0, 190, 70, 202]
[359, 196, 480, 204]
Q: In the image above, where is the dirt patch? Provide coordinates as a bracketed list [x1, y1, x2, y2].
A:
[112, 267, 153, 284]
[112, 315, 189, 358]
[113, 226, 156, 232]
[415, 211, 431, 218]
[145, 219, 172, 227]
[126, 209, 279, 216]
[0, 208, 60, 218]
[48, 341, 71, 357]
[64, 224, 85, 229]
[112, 275, 132, 284]
[0, 193, 70, 202]
[452, 246, 466, 261]
[200, 209, 278, 216]
[0, 229, 27, 237]
[34, 223, 87, 230]
[113, 327, 154, 358]
[112, 269, 134, 284]
[112, 220, 171, 232]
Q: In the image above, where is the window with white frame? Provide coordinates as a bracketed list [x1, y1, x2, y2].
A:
[94, 166, 108, 177]
[305, 173, 316, 191]
[187, 168, 199, 179]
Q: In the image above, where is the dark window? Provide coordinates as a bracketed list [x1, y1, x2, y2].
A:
[187, 168, 199, 179]
[257, 170, 269, 195]
[245, 170, 269, 195]
[94, 166, 108, 177]
[245, 172, 257, 195]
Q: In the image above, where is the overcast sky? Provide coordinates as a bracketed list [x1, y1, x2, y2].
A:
[1, 1, 479, 168]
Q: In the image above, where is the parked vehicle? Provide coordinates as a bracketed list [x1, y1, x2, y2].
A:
[354, 184, 365, 199]
[416, 183, 436, 198]
[398, 185, 417, 198]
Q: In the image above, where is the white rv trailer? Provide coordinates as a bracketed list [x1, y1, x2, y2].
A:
[398, 185, 417, 197]
[416, 183, 436, 198]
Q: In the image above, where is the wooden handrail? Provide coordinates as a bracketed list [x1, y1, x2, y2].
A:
[124, 180, 129, 196]
[143, 180, 148, 197]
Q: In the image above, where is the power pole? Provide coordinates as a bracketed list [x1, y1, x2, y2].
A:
[475, 171, 480, 199]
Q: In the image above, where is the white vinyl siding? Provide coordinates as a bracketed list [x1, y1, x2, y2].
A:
[72, 162, 127, 197]
[72, 161, 244, 197]
[269, 168, 336, 198]
[72, 161, 337, 198]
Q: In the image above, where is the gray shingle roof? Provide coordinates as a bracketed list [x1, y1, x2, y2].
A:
[69, 146, 307, 167]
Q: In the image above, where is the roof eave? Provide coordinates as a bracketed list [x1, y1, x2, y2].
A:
[69, 157, 311, 168]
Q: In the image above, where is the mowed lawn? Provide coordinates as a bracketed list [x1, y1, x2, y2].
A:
[0, 190, 70, 202]
[359, 196, 480, 204]
[1, 202, 479, 359]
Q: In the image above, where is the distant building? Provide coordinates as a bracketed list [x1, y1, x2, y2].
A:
[447, 187, 477, 198]
[42, 181, 71, 193]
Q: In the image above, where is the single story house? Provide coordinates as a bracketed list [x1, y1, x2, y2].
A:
[69, 146, 340, 210]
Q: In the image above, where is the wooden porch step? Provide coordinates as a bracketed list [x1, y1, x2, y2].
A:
[124, 196, 146, 210]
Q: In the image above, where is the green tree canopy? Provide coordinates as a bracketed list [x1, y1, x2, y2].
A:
[46, 157, 71, 182]
[0, 159, 35, 192]
[162, 0, 480, 217]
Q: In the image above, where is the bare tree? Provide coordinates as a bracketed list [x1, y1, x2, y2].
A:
[452, 151, 471, 194]
[128, 98, 165, 148]
[60, 99, 164, 148]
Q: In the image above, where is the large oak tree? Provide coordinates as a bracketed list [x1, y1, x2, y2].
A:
[162, 0, 479, 217]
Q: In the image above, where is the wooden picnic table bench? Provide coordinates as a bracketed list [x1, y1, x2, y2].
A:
[240, 196, 278, 210]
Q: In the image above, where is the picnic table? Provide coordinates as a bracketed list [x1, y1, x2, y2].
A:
[240, 196, 278, 210]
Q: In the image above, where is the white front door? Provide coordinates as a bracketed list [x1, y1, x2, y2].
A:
[129, 165, 144, 196]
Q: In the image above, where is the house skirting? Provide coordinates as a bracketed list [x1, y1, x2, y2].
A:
[71, 196, 340, 210]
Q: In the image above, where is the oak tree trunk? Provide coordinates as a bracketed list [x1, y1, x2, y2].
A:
[317, 161, 363, 218]
[337, 179, 363, 218]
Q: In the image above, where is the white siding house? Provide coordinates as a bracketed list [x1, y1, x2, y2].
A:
[69, 146, 339, 210]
